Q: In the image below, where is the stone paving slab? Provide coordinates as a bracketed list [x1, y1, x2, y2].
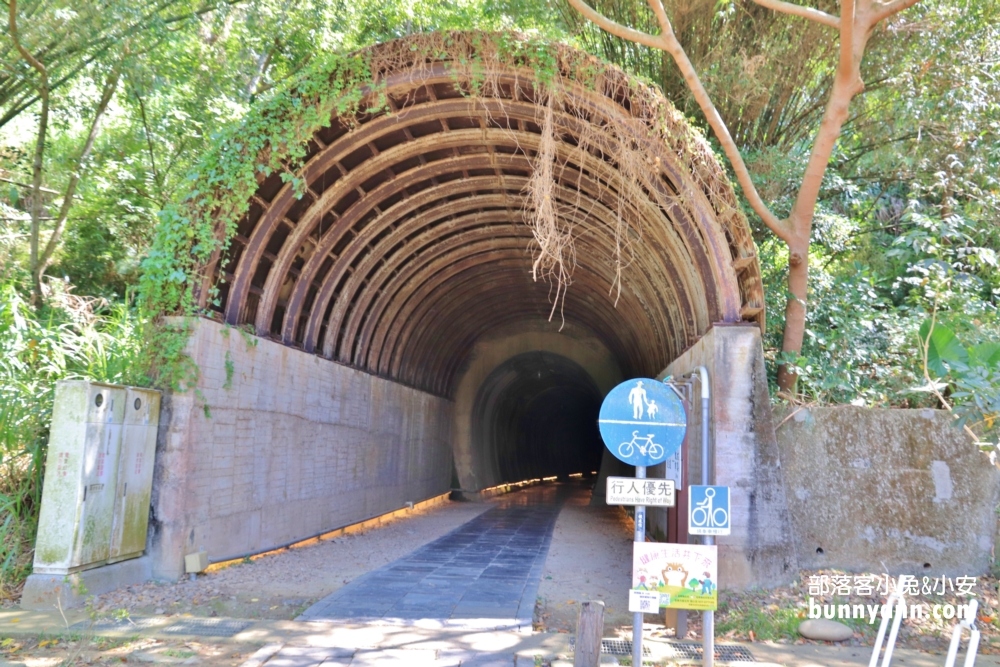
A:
[297, 487, 568, 630]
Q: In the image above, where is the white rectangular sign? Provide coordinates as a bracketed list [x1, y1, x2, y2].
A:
[606, 477, 676, 507]
[665, 449, 682, 489]
[629, 589, 661, 614]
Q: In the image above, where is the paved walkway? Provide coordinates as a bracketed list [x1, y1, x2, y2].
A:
[9, 482, 995, 666]
[297, 484, 569, 631]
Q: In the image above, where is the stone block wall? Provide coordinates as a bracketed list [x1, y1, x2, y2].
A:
[775, 406, 1000, 576]
[149, 318, 454, 579]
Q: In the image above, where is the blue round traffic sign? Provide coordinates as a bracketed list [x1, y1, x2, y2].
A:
[599, 378, 686, 467]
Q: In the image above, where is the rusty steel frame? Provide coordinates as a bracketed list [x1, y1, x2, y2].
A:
[196, 36, 766, 396]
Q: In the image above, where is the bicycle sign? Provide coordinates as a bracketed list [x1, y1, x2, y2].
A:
[598, 378, 686, 467]
[688, 485, 731, 536]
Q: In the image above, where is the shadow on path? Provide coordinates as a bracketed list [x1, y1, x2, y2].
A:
[297, 483, 582, 630]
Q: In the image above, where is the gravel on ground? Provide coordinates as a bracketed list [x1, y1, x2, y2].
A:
[533, 488, 635, 636]
[87, 500, 490, 620]
[0, 635, 248, 667]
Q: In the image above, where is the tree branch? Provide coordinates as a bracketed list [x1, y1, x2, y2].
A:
[0, 0, 247, 130]
[7, 0, 46, 76]
[9, 0, 50, 304]
[564, 0, 668, 51]
[636, 0, 793, 241]
[749, 0, 840, 28]
[870, 0, 921, 26]
[34, 66, 121, 282]
[839, 0, 856, 78]
[130, 77, 162, 189]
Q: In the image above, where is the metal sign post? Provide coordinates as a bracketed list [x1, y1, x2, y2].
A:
[632, 465, 646, 667]
[598, 378, 688, 667]
[693, 367, 714, 667]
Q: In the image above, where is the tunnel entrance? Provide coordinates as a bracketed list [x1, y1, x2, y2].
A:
[145, 32, 789, 581]
[472, 352, 603, 485]
[164, 31, 765, 499]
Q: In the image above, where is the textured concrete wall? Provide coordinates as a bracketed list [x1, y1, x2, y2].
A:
[775, 406, 1000, 575]
[657, 324, 799, 590]
[150, 318, 454, 580]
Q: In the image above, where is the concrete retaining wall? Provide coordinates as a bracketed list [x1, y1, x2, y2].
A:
[655, 324, 800, 590]
[775, 406, 1000, 576]
[149, 318, 454, 580]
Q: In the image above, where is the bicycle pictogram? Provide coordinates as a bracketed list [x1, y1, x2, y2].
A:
[690, 487, 729, 530]
[598, 377, 687, 466]
[618, 431, 665, 460]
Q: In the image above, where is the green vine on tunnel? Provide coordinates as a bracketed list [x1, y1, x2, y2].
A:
[137, 30, 739, 390]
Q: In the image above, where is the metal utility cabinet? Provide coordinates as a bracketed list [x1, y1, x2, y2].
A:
[110, 387, 161, 562]
[33, 380, 160, 574]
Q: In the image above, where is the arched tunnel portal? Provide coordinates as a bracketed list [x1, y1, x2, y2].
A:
[186, 32, 765, 496]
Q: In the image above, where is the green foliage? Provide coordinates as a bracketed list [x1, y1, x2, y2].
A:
[760, 182, 1000, 438]
[916, 319, 1000, 442]
[223, 351, 234, 390]
[136, 32, 631, 324]
[0, 280, 146, 597]
[919, 319, 968, 378]
[715, 595, 804, 641]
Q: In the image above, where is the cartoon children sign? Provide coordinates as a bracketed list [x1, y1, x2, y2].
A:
[632, 542, 718, 611]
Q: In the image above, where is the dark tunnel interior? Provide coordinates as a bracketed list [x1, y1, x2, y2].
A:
[471, 352, 604, 485]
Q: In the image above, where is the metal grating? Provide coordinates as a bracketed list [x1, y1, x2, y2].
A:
[70, 617, 163, 631]
[600, 639, 651, 656]
[161, 618, 252, 637]
[663, 642, 756, 662]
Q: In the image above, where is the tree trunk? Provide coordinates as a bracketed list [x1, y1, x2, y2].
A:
[776, 241, 809, 392]
[28, 86, 49, 306]
[31, 66, 120, 297]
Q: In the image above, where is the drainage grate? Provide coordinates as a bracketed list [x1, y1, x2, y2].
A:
[663, 642, 756, 662]
[161, 618, 252, 637]
[600, 639, 651, 656]
[69, 617, 163, 632]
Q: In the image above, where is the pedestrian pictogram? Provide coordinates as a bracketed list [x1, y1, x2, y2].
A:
[688, 485, 730, 536]
[598, 378, 686, 467]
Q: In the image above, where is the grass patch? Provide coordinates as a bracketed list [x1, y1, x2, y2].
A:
[716, 599, 804, 641]
[162, 648, 196, 658]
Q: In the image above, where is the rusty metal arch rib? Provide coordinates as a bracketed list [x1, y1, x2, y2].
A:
[320, 157, 703, 354]
[334, 194, 693, 369]
[395, 273, 652, 393]
[201, 33, 765, 397]
[365, 234, 671, 377]
[278, 130, 712, 350]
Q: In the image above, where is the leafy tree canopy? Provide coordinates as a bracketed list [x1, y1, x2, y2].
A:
[0, 0, 997, 437]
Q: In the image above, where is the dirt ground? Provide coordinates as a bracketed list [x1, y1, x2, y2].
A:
[0, 635, 248, 667]
[84, 500, 491, 621]
[0, 499, 492, 667]
[533, 491, 635, 635]
[703, 569, 1000, 656]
